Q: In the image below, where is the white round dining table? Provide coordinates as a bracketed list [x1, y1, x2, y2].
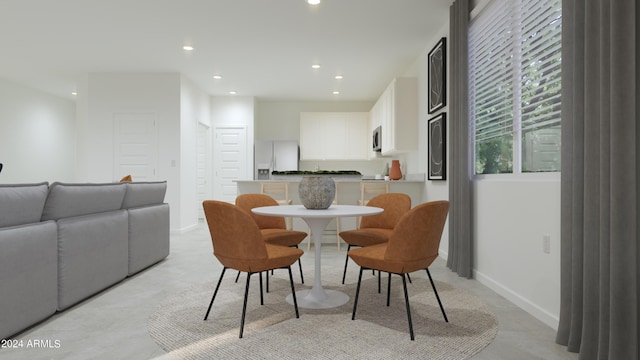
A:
[252, 204, 383, 309]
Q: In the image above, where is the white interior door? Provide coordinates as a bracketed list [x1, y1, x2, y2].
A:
[197, 122, 211, 219]
[113, 112, 158, 181]
[213, 126, 248, 203]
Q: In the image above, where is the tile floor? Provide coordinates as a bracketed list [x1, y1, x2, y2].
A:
[1, 222, 578, 360]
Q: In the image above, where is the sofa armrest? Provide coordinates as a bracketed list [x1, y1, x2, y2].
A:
[128, 204, 170, 275]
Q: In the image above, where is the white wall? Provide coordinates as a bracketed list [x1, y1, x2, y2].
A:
[255, 100, 384, 175]
[180, 76, 211, 232]
[418, 22, 451, 245]
[211, 96, 255, 129]
[415, 16, 562, 329]
[0, 79, 76, 183]
[210, 96, 256, 184]
[255, 100, 374, 141]
[77, 73, 183, 230]
[474, 176, 561, 327]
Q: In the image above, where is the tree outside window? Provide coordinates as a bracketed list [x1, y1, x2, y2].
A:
[470, 0, 562, 175]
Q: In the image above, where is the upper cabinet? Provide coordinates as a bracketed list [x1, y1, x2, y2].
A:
[370, 77, 418, 156]
[300, 112, 369, 160]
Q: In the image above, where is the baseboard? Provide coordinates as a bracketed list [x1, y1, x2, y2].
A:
[437, 248, 558, 330]
[170, 223, 198, 235]
[473, 269, 559, 330]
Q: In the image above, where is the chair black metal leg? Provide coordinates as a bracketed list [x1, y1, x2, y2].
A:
[407, 273, 412, 284]
[266, 269, 270, 293]
[401, 274, 415, 341]
[426, 268, 448, 322]
[294, 245, 304, 284]
[235, 270, 241, 283]
[342, 244, 352, 284]
[377, 270, 381, 293]
[259, 272, 264, 305]
[287, 266, 300, 318]
[204, 267, 227, 320]
[297, 258, 304, 284]
[387, 272, 391, 306]
[239, 272, 252, 338]
[351, 267, 364, 320]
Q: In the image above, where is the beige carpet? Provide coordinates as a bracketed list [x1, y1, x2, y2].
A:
[148, 267, 498, 359]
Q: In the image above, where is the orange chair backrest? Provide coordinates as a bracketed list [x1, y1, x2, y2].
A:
[384, 200, 449, 268]
[119, 174, 132, 182]
[235, 193, 286, 230]
[360, 193, 411, 230]
[203, 200, 268, 264]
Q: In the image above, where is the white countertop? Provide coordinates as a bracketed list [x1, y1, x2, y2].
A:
[252, 204, 383, 218]
[236, 173, 425, 183]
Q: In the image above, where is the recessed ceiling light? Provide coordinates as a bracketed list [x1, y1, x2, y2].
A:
[229, 91, 237, 95]
[332, 91, 340, 95]
[311, 64, 321, 69]
[71, 92, 77, 96]
[212, 75, 222, 80]
[183, 45, 194, 51]
[307, 0, 320, 4]
[335, 75, 343, 80]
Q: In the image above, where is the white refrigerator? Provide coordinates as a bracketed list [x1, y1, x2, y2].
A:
[254, 140, 299, 180]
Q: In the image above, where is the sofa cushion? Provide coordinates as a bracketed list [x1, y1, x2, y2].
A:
[42, 182, 126, 221]
[121, 181, 167, 209]
[0, 221, 58, 339]
[57, 210, 128, 311]
[0, 182, 49, 227]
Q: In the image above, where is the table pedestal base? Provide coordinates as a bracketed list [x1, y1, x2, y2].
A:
[250, 205, 383, 310]
[286, 289, 349, 309]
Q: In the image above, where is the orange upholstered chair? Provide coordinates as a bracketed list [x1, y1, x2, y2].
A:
[349, 200, 450, 341]
[339, 193, 411, 284]
[235, 194, 307, 285]
[202, 200, 303, 338]
[119, 174, 132, 182]
[260, 182, 293, 229]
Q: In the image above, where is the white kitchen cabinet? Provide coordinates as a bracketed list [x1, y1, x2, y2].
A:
[300, 112, 369, 160]
[300, 113, 328, 160]
[372, 77, 418, 156]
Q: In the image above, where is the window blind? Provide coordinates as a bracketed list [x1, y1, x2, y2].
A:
[519, 0, 562, 133]
[469, 0, 515, 143]
[469, 0, 562, 173]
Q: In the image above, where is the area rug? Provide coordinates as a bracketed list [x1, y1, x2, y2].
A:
[148, 267, 498, 359]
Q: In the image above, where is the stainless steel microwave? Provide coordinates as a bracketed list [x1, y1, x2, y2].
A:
[372, 126, 382, 152]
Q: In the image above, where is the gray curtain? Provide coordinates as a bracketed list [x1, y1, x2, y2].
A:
[556, 1, 639, 359]
[447, 0, 473, 278]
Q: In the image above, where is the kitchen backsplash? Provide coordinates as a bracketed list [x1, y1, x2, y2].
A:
[299, 158, 405, 177]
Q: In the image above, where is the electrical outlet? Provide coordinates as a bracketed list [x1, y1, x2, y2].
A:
[543, 234, 551, 254]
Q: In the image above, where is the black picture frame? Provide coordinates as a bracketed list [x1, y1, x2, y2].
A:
[428, 37, 446, 114]
[428, 113, 446, 180]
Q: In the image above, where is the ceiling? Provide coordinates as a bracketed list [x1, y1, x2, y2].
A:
[0, 0, 452, 102]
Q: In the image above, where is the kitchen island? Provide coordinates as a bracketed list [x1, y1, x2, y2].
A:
[235, 174, 424, 242]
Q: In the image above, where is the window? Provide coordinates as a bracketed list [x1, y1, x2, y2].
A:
[469, 0, 562, 174]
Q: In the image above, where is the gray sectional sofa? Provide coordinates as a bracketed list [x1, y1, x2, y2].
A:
[0, 181, 169, 340]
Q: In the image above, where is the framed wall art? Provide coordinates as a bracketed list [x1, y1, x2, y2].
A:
[428, 113, 446, 180]
[428, 37, 446, 114]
